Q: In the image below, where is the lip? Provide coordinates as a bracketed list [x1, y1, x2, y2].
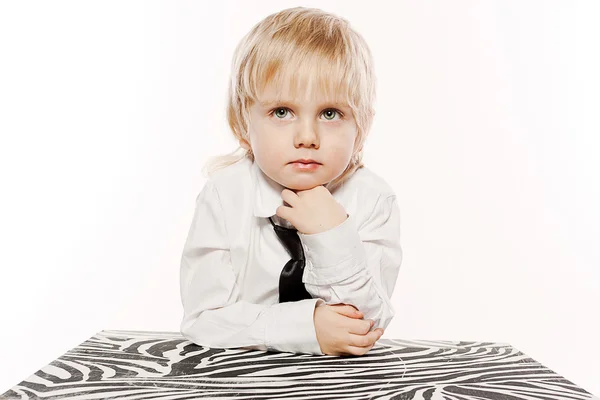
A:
[290, 160, 321, 171]
[290, 159, 321, 164]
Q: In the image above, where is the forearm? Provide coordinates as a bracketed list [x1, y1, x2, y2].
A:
[303, 255, 396, 330]
[299, 196, 402, 330]
[181, 297, 325, 354]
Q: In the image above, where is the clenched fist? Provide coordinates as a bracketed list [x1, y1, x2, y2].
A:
[314, 303, 384, 356]
[276, 186, 348, 235]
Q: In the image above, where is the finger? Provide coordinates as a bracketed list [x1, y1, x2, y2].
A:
[275, 205, 293, 220]
[313, 185, 330, 194]
[330, 304, 363, 319]
[346, 343, 375, 356]
[346, 304, 362, 314]
[348, 329, 382, 348]
[280, 189, 299, 205]
[347, 319, 375, 335]
[345, 304, 364, 318]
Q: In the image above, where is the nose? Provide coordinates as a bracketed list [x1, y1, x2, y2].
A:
[293, 123, 320, 149]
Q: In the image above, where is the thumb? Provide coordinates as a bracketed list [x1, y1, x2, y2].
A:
[329, 304, 363, 319]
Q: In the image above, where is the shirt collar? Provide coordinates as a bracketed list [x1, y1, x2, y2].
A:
[251, 161, 286, 218]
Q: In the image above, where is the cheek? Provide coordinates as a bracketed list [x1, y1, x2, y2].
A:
[326, 143, 354, 166]
[328, 131, 355, 154]
[327, 126, 356, 153]
[252, 134, 286, 165]
[256, 134, 283, 154]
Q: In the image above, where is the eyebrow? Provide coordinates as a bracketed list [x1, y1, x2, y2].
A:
[258, 100, 350, 109]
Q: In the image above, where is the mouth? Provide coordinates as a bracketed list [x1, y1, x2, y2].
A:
[289, 159, 322, 165]
[289, 159, 322, 171]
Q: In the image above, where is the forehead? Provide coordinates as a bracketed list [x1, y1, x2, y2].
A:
[254, 54, 351, 104]
[256, 81, 350, 108]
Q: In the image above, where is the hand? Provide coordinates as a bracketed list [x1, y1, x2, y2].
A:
[313, 304, 385, 356]
[276, 185, 348, 235]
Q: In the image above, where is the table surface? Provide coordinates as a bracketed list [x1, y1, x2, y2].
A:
[2, 330, 598, 400]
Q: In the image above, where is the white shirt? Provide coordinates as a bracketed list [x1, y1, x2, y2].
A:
[179, 156, 402, 355]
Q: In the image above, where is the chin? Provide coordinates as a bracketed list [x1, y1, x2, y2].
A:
[283, 179, 327, 191]
[285, 184, 315, 191]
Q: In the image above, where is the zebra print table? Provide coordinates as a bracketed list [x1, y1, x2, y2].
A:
[2, 330, 597, 400]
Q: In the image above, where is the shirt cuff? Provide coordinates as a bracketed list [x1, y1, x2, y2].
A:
[264, 297, 325, 355]
[299, 213, 367, 285]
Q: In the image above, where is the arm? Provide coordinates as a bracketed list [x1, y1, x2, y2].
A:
[298, 194, 402, 330]
[180, 181, 325, 355]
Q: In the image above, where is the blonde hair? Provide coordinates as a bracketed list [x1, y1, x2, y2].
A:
[203, 6, 376, 192]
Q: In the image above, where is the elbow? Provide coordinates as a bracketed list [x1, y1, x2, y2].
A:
[180, 313, 211, 347]
[180, 312, 232, 350]
[180, 316, 196, 343]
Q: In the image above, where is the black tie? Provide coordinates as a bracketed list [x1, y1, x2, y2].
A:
[269, 216, 313, 303]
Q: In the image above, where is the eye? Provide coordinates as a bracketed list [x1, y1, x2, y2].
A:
[322, 108, 342, 121]
[269, 107, 344, 121]
[272, 107, 290, 119]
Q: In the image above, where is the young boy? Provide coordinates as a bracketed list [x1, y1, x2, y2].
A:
[180, 6, 402, 356]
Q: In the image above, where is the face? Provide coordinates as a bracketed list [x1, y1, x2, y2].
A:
[241, 83, 358, 191]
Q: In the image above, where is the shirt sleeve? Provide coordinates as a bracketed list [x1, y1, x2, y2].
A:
[298, 194, 402, 331]
[180, 180, 326, 355]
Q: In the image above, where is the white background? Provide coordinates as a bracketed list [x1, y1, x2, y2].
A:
[1, 0, 598, 395]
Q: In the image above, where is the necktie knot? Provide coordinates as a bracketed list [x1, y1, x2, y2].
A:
[269, 217, 304, 261]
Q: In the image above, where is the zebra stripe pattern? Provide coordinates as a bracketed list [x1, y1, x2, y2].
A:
[2, 330, 597, 399]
